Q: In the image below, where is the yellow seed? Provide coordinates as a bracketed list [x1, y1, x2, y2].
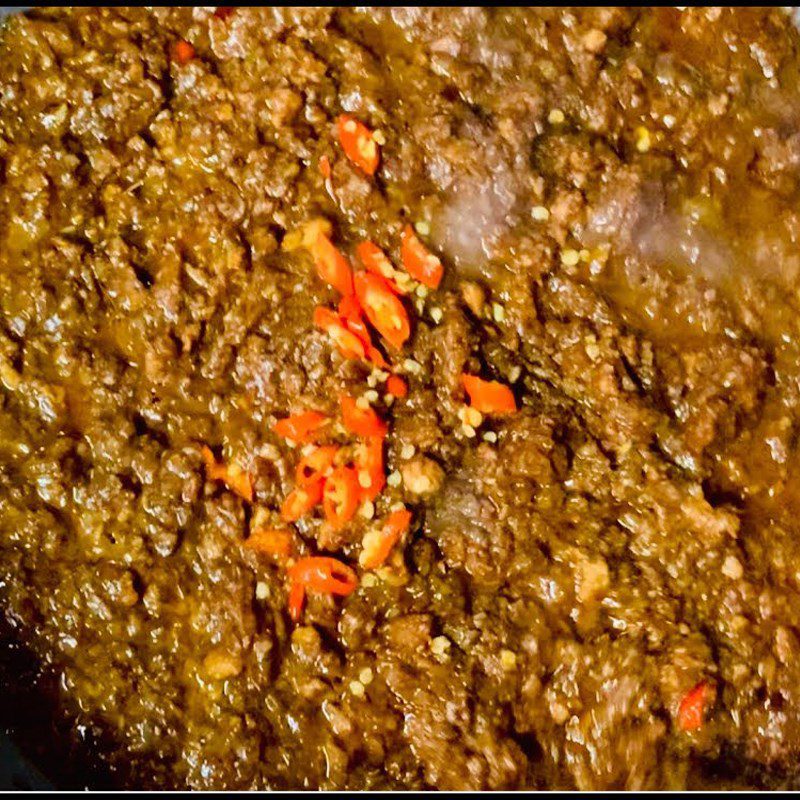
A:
[500, 649, 517, 670]
[482, 431, 498, 443]
[387, 470, 402, 487]
[462, 424, 476, 438]
[560, 248, 580, 267]
[358, 470, 373, 489]
[431, 636, 451, 655]
[400, 443, 416, 460]
[372, 128, 386, 145]
[635, 126, 651, 153]
[356, 396, 370, 410]
[492, 303, 505, 323]
[349, 680, 365, 697]
[255, 582, 269, 600]
[466, 407, 483, 427]
[532, 205, 550, 221]
[430, 307, 443, 324]
[548, 108, 565, 124]
[360, 499, 375, 519]
[414, 220, 431, 236]
[359, 667, 374, 684]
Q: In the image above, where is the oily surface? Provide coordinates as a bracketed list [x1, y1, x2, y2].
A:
[2, 6, 800, 790]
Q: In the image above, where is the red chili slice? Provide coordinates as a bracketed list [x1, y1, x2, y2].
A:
[354, 271, 410, 350]
[400, 224, 443, 289]
[678, 681, 712, 732]
[272, 411, 328, 444]
[461, 373, 517, 414]
[386, 374, 407, 398]
[336, 115, 380, 176]
[281, 480, 324, 522]
[296, 445, 339, 487]
[341, 395, 388, 439]
[314, 306, 367, 361]
[171, 39, 196, 66]
[360, 507, 412, 569]
[287, 556, 358, 622]
[310, 230, 354, 296]
[356, 436, 385, 502]
[322, 466, 360, 530]
[356, 241, 406, 295]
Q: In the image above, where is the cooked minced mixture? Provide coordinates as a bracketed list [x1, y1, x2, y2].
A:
[4, 6, 800, 790]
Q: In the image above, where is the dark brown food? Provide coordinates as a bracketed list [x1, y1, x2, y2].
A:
[3, 6, 800, 790]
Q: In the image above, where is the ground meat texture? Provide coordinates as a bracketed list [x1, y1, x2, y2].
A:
[4, 5, 800, 791]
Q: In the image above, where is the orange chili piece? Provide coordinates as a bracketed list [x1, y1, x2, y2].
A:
[336, 114, 380, 176]
[461, 373, 517, 415]
[319, 154, 332, 179]
[272, 410, 328, 444]
[386, 374, 407, 398]
[214, 7, 235, 19]
[314, 306, 367, 361]
[201, 445, 254, 502]
[368, 345, 389, 369]
[678, 681, 712, 732]
[354, 271, 410, 350]
[400, 225, 443, 289]
[310, 230, 354, 297]
[322, 466, 360, 529]
[171, 39, 195, 66]
[287, 556, 358, 622]
[356, 241, 406, 295]
[356, 436, 385, 502]
[341, 395, 388, 439]
[281, 480, 324, 522]
[360, 507, 413, 569]
[337, 295, 373, 348]
[244, 528, 293, 559]
[296, 445, 339, 487]
[288, 579, 306, 623]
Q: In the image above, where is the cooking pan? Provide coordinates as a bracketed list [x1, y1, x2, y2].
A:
[3, 5, 800, 791]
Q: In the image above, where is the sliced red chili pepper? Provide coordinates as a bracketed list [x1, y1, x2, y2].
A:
[354, 271, 410, 350]
[310, 230, 354, 296]
[281, 480, 324, 522]
[171, 39, 195, 66]
[356, 241, 406, 295]
[386, 374, 407, 398]
[201, 445, 254, 502]
[461, 373, 517, 415]
[367, 346, 389, 369]
[360, 507, 412, 569]
[337, 295, 373, 348]
[336, 114, 380, 176]
[244, 528, 293, 558]
[400, 225, 443, 289]
[356, 436, 385, 502]
[319, 154, 332, 179]
[314, 305, 367, 360]
[289, 556, 358, 595]
[287, 556, 358, 621]
[341, 395, 388, 439]
[288, 579, 306, 623]
[272, 410, 328, 444]
[678, 681, 711, 732]
[322, 466, 360, 530]
[296, 445, 339, 487]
